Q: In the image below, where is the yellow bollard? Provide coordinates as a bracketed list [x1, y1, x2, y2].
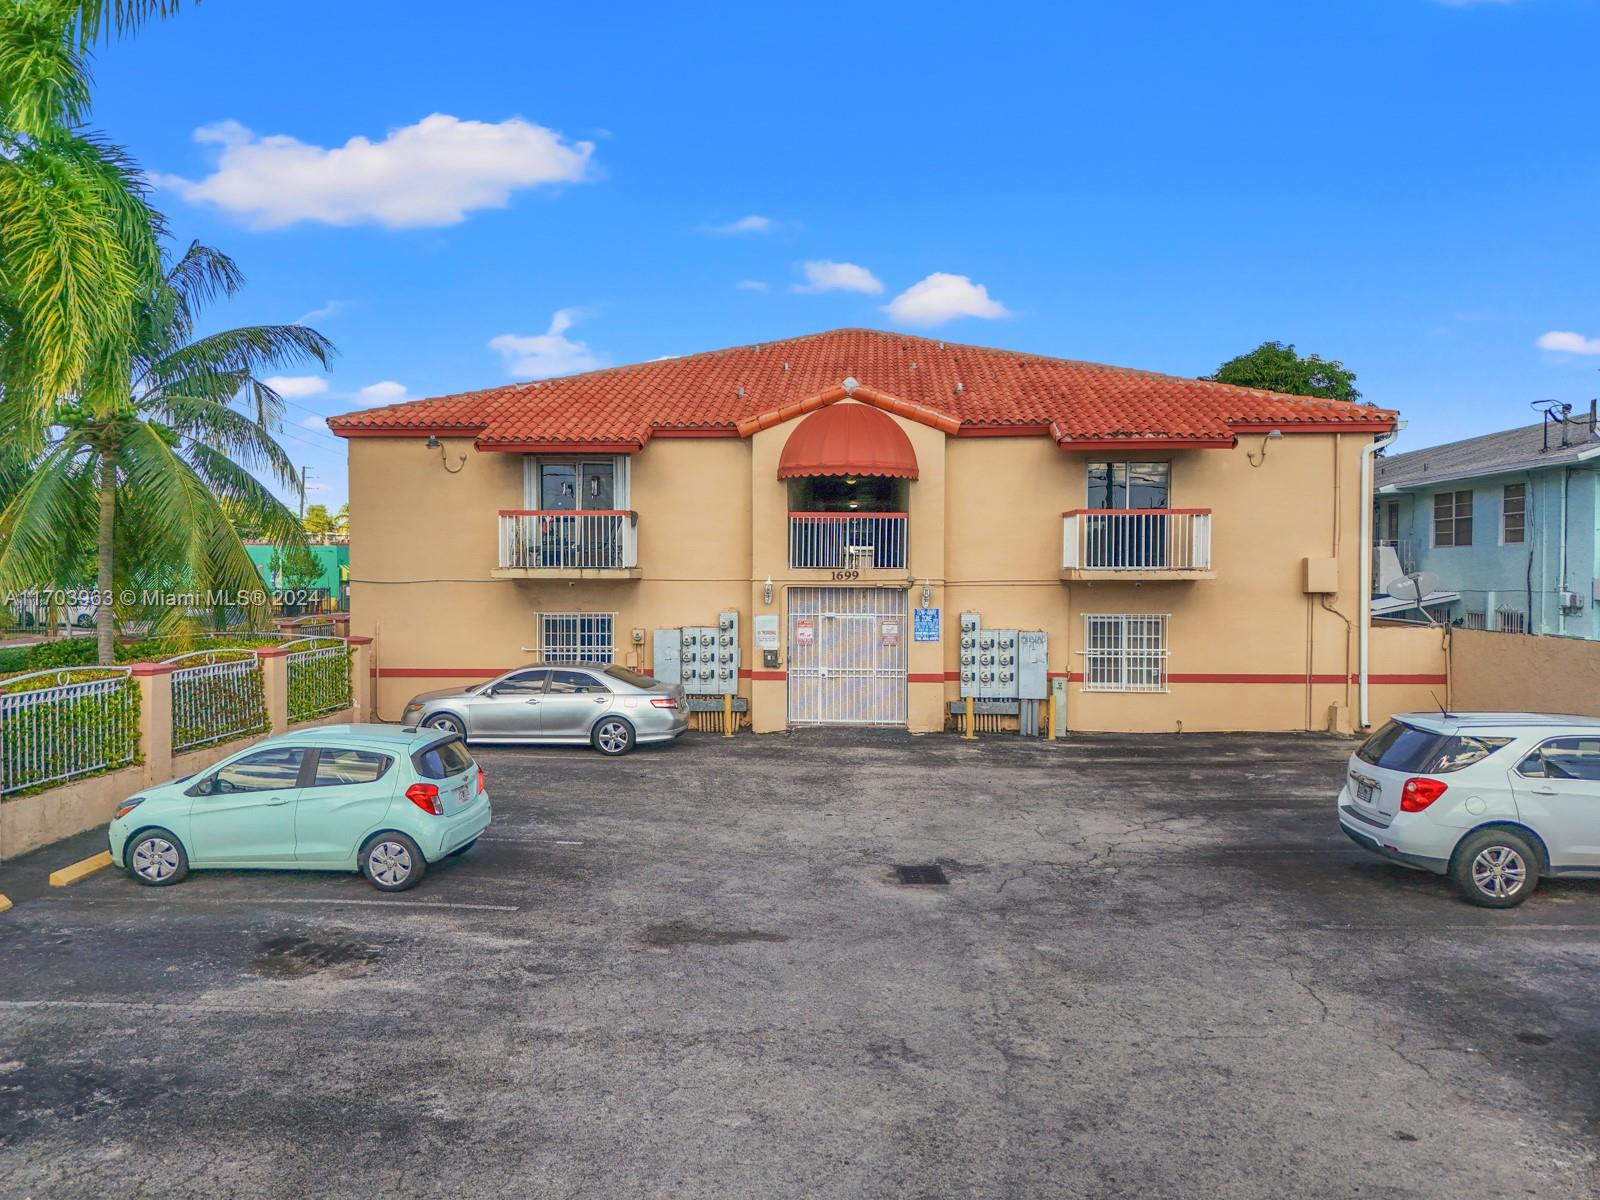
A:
[1046, 692, 1057, 741]
[723, 692, 734, 737]
[963, 694, 976, 739]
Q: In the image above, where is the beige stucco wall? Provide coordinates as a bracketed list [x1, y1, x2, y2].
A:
[1449, 627, 1600, 717]
[349, 411, 1411, 736]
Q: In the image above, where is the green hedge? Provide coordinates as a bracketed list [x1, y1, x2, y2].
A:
[0, 634, 288, 679]
[171, 655, 270, 752]
[287, 642, 353, 723]
[0, 672, 141, 797]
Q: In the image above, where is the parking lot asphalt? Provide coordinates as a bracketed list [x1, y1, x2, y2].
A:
[2, 728, 1598, 1199]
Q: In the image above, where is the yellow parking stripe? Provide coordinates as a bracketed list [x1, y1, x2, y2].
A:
[48, 851, 112, 888]
[0, 894, 11, 913]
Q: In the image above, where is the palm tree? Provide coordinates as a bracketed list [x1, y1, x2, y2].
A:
[0, 0, 185, 422]
[0, 241, 335, 663]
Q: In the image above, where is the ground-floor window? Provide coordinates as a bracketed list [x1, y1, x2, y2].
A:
[1462, 611, 1488, 631]
[1081, 614, 1169, 692]
[539, 612, 616, 663]
[1495, 608, 1527, 635]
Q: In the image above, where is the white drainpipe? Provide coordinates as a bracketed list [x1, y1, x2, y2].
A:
[1359, 424, 1403, 729]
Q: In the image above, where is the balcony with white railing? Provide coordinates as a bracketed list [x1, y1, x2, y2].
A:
[1060, 509, 1214, 581]
[492, 510, 641, 579]
[788, 512, 908, 572]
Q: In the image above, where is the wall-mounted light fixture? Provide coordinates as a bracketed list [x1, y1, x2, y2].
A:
[1247, 428, 1283, 468]
[921, 579, 932, 607]
[425, 435, 467, 473]
[763, 576, 773, 605]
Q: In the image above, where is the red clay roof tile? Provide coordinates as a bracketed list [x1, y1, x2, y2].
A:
[326, 328, 1396, 448]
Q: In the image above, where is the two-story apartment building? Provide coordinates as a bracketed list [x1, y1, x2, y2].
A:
[1374, 408, 1600, 639]
[330, 328, 1408, 735]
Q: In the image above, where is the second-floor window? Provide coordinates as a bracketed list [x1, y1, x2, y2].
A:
[1502, 483, 1526, 544]
[1433, 490, 1472, 547]
[536, 460, 619, 511]
[1088, 462, 1169, 509]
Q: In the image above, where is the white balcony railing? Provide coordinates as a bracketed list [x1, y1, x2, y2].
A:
[1061, 509, 1212, 572]
[498, 510, 637, 570]
[788, 512, 908, 570]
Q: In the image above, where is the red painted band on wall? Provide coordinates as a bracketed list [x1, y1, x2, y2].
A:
[371, 666, 1447, 686]
[907, 672, 946, 683]
[748, 670, 787, 681]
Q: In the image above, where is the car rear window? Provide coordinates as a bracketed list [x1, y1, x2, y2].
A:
[604, 665, 661, 689]
[413, 737, 475, 780]
[1356, 720, 1511, 774]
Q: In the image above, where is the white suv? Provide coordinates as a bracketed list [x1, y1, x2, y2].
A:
[1338, 712, 1600, 907]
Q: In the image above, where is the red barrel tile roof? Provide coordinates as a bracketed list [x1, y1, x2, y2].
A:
[326, 327, 1396, 448]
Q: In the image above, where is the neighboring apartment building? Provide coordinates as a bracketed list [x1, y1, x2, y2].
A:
[329, 328, 1407, 735]
[1374, 407, 1600, 639]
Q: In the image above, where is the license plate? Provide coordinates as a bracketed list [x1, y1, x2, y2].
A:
[1355, 777, 1377, 803]
[452, 783, 469, 808]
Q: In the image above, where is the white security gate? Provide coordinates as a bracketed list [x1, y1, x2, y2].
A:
[787, 587, 908, 726]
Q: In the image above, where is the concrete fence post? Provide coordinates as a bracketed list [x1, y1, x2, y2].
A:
[129, 662, 174, 787]
[348, 636, 373, 721]
[258, 646, 291, 734]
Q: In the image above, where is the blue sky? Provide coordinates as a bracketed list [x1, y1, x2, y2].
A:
[87, 0, 1600, 509]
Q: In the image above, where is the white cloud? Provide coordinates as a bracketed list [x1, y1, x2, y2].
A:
[884, 273, 1010, 326]
[161, 114, 595, 229]
[792, 261, 884, 295]
[355, 381, 412, 405]
[704, 214, 776, 235]
[264, 375, 329, 398]
[293, 299, 345, 324]
[488, 309, 605, 379]
[1537, 330, 1600, 356]
[736, 279, 769, 292]
[300, 414, 330, 431]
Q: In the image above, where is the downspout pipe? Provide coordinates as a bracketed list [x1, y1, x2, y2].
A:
[1359, 423, 1404, 729]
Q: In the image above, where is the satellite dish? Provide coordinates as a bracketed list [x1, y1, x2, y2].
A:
[1384, 572, 1439, 603]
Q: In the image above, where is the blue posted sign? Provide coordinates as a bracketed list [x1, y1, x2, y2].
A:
[912, 607, 941, 642]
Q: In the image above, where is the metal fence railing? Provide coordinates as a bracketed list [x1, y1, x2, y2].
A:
[165, 650, 268, 753]
[1061, 509, 1212, 572]
[0, 668, 138, 796]
[498, 510, 637, 570]
[788, 512, 908, 570]
[285, 638, 352, 722]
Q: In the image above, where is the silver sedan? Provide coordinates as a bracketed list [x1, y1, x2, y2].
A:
[401, 663, 689, 756]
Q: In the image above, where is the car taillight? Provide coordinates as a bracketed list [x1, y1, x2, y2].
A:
[650, 696, 678, 708]
[476, 766, 486, 794]
[405, 783, 443, 815]
[1400, 777, 1448, 812]
[114, 798, 144, 820]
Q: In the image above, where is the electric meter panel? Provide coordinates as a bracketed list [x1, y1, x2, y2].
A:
[959, 612, 982, 697]
[714, 609, 741, 693]
[1017, 630, 1049, 700]
[958, 613, 1045, 701]
[651, 628, 682, 685]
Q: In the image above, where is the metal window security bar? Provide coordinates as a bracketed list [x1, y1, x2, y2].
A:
[788, 513, 908, 570]
[1081, 614, 1170, 692]
[0, 667, 137, 796]
[540, 613, 616, 663]
[1463, 611, 1488, 631]
[787, 587, 908, 726]
[1061, 510, 1211, 571]
[285, 638, 352, 721]
[1495, 608, 1528, 635]
[166, 650, 266, 752]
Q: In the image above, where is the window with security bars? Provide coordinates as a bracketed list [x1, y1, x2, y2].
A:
[539, 612, 616, 663]
[1081, 614, 1169, 692]
[1463, 611, 1488, 631]
[1495, 608, 1527, 635]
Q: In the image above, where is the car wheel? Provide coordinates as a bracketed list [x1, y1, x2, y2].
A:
[591, 715, 636, 757]
[127, 829, 189, 887]
[361, 833, 427, 892]
[1452, 829, 1541, 909]
[423, 713, 465, 737]
[447, 838, 478, 858]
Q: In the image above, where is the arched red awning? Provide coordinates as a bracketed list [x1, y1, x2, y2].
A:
[776, 403, 919, 480]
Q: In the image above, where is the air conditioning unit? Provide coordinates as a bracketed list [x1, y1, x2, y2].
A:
[1560, 590, 1585, 614]
[844, 545, 875, 570]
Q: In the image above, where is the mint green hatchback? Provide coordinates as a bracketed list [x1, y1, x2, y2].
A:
[107, 724, 492, 892]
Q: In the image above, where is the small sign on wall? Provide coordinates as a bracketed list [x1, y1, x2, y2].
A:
[754, 614, 780, 651]
[795, 617, 815, 646]
[913, 607, 941, 642]
[880, 621, 901, 647]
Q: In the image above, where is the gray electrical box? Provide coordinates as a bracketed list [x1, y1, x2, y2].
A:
[1018, 630, 1048, 700]
[652, 628, 681, 685]
[716, 609, 741, 694]
[958, 611, 981, 698]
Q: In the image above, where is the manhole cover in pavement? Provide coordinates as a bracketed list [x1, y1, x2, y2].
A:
[894, 864, 949, 886]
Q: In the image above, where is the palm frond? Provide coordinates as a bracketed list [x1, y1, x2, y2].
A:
[70, 1, 188, 46]
[0, 1, 93, 137]
[0, 434, 97, 595]
[142, 323, 334, 424]
[146, 393, 299, 487]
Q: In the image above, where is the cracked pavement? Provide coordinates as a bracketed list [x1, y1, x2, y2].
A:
[1, 729, 1598, 1198]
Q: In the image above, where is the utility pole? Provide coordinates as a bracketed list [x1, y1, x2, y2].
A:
[298, 466, 314, 521]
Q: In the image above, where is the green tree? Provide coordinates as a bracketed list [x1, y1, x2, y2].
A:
[0, 241, 335, 663]
[1203, 341, 1361, 403]
[302, 503, 337, 540]
[267, 543, 321, 590]
[0, 1, 185, 421]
